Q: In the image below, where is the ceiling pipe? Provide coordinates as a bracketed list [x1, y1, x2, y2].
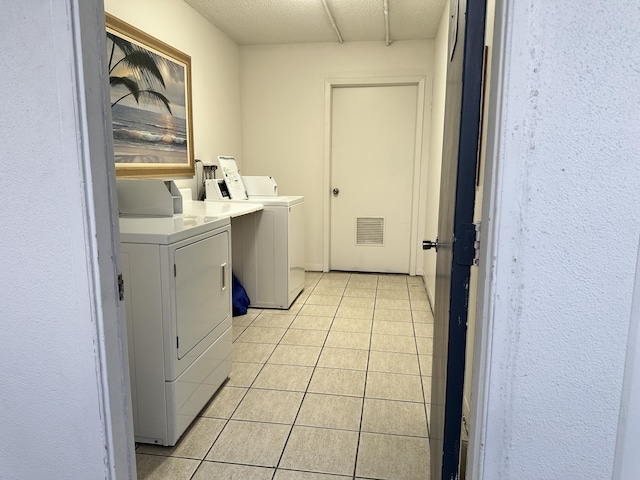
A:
[321, 0, 344, 44]
[383, 0, 391, 46]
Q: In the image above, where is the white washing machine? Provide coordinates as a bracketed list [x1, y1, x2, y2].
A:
[119, 213, 232, 446]
[228, 195, 305, 309]
[203, 168, 305, 309]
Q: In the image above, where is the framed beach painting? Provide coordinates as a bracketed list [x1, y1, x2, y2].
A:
[105, 13, 194, 178]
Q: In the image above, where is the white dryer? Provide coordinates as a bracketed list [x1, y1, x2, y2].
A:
[119, 213, 232, 446]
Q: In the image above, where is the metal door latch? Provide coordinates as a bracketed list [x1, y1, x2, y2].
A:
[117, 274, 124, 301]
[422, 239, 439, 252]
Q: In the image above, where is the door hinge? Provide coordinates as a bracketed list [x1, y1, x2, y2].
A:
[117, 274, 124, 301]
[473, 221, 481, 266]
[176, 337, 179, 349]
[453, 223, 481, 266]
[174, 264, 177, 277]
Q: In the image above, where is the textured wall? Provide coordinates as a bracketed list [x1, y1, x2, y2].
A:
[478, 0, 640, 477]
[0, 1, 113, 477]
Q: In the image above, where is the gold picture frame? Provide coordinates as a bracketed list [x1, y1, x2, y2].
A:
[105, 13, 194, 178]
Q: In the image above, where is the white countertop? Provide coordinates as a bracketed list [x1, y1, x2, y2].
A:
[203, 196, 303, 207]
[186, 200, 264, 217]
[119, 200, 263, 245]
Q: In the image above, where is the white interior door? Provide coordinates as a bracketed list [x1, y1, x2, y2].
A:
[330, 85, 418, 273]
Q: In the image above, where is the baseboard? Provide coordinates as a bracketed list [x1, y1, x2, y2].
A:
[305, 264, 324, 272]
[424, 278, 435, 314]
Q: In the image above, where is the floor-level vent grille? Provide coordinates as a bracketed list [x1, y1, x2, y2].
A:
[356, 217, 384, 246]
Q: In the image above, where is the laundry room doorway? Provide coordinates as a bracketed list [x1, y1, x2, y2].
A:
[324, 78, 427, 274]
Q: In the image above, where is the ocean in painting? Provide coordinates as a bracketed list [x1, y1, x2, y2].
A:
[111, 103, 187, 164]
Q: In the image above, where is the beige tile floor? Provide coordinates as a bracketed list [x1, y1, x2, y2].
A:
[136, 271, 434, 480]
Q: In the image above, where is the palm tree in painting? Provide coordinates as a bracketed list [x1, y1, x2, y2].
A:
[107, 32, 173, 115]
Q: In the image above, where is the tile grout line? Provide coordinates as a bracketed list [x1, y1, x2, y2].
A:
[411, 292, 432, 440]
[203, 288, 315, 480]
[196, 308, 279, 475]
[351, 274, 379, 480]
[182, 307, 271, 479]
[197, 295, 319, 475]
[271, 271, 343, 479]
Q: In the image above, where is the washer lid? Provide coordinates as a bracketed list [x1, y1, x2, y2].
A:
[119, 214, 229, 245]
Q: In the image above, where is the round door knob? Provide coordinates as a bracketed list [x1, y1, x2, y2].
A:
[333, 188, 340, 196]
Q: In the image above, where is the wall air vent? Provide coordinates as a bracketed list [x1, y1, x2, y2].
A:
[355, 217, 384, 246]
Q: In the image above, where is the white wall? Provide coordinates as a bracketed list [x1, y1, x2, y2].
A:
[0, 1, 133, 478]
[423, 7, 449, 302]
[105, 0, 243, 198]
[240, 41, 434, 271]
[472, 0, 640, 478]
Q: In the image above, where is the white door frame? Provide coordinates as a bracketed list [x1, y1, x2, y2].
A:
[323, 76, 427, 274]
[74, 3, 136, 477]
[7, 1, 136, 478]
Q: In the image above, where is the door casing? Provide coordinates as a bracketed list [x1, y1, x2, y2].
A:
[430, 0, 487, 478]
[329, 84, 418, 273]
[323, 76, 427, 274]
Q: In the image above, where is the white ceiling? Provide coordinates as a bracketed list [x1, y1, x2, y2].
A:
[184, 0, 448, 46]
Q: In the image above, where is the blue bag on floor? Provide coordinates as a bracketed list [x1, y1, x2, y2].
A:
[232, 274, 250, 316]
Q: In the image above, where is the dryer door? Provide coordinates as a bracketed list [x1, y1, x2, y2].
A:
[174, 230, 230, 360]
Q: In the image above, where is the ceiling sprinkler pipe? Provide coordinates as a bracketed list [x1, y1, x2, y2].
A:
[383, 0, 391, 46]
[321, 0, 344, 44]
